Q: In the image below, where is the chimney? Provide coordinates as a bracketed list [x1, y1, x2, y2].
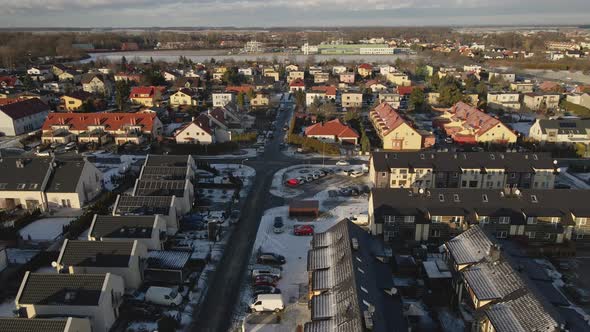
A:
[487, 244, 502, 262]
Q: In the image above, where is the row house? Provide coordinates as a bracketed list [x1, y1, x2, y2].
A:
[434, 102, 517, 144]
[369, 151, 557, 190]
[369, 102, 426, 150]
[442, 226, 566, 332]
[368, 188, 590, 248]
[88, 215, 167, 251]
[41, 113, 163, 146]
[0, 156, 102, 211]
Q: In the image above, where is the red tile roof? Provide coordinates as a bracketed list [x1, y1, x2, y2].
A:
[0, 76, 18, 87]
[0, 97, 26, 106]
[175, 114, 213, 137]
[42, 112, 158, 132]
[396, 85, 422, 96]
[311, 85, 337, 96]
[449, 102, 512, 137]
[370, 102, 412, 135]
[226, 85, 253, 94]
[289, 78, 305, 87]
[358, 63, 373, 70]
[304, 119, 359, 139]
[130, 86, 157, 98]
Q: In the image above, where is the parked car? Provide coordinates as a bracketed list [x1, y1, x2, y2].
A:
[311, 172, 321, 180]
[254, 275, 278, 287]
[145, 286, 183, 307]
[250, 294, 284, 313]
[257, 252, 286, 265]
[336, 160, 350, 166]
[305, 175, 314, 182]
[285, 179, 299, 187]
[253, 286, 281, 297]
[273, 217, 284, 233]
[294, 224, 314, 236]
[349, 170, 364, 178]
[64, 142, 77, 151]
[296, 176, 307, 184]
[252, 267, 282, 279]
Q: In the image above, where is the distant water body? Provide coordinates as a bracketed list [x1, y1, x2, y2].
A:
[83, 49, 420, 64]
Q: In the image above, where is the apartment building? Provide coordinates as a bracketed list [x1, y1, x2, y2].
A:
[368, 188, 587, 247]
[369, 151, 557, 189]
[523, 93, 561, 111]
[487, 92, 521, 111]
[341, 92, 363, 108]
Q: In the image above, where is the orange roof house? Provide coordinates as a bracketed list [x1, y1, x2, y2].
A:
[129, 86, 162, 107]
[304, 119, 359, 145]
[42, 112, 163, 146]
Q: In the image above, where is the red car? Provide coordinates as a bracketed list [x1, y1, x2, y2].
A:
[285, 179, 299, 187]
[294, 225, 314, 236]
[254, 275, 278, 287]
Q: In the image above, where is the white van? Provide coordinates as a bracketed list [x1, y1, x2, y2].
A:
[252, 267, 281, 279]
[249, 294, 284, 312]
[145, 286, 183, 307]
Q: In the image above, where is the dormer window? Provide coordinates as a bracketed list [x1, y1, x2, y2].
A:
[531, 195, 538, 203]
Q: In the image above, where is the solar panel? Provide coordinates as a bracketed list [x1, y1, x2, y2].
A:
[558, 122, 577, 128]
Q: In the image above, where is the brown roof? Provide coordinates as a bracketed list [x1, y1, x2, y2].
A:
[0, 98, 48, 120]
[305, 119, 359, 139]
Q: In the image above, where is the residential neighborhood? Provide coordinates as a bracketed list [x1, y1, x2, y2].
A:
[2, 19, 590, 332]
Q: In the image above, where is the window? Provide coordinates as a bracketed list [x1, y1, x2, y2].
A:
[479, 216, 490, 224]
[438, 194, 445, 202]
[496, 231, 508, 239]
[527, 217, 537, 225]
[404, 216, 415, 223]
[17, 183, 26, 190]
[576, 234, 584, 240]
[482, 194, 488, 202]
[577, 218, 587, 226]
[0, 183, 6, 189]
[499, 217, 511, 224]
[453, 194, 460, 202]
[531, 195, 538, 203]
[527, 232, 536, 239]
[430, 229, 441, 238]
[431, 216, 443, 223]
[544, 233, 552, 240]
[550, 217, 560, 224]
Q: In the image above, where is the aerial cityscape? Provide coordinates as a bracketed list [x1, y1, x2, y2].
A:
[1, 2, 590, 332]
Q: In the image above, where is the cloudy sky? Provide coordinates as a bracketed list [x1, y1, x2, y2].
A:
[0, 0, 589, 27]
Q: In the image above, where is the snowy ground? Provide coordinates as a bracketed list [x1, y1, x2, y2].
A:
[232, 186, 369, 330]
[5, 248, 40, 264]
[509, 121, 533, 137]
[558, 168, 590, 189]
[0, 299, 15, 317]
[192, 148, 257, 160]
[18, 217, 74, 241]
[90, 153, 146, 191]
[270, 164, 367, 199]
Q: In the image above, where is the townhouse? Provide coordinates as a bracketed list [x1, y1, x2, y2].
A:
[305, 219, 407, 332]
[369, 102, 427, 150]
[15, 273, 124, 332]
[442, 226, 566, 332]
[88, 215, 167, 250]
[368, 188, 589, 247]
[41, 113, 163, 146]
[434, 102, 517, 144]
[369, 151, 557, 189]
[0, 317, 91, 332]
[55, 240, 148, 290]
[0, 157, 103, 211]
[523, 92, 561, 111]
[0, 98, 47, 136]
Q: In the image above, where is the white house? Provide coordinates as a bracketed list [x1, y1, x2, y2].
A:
[212, 92, 235, 107]
[0, 98, 49, 136]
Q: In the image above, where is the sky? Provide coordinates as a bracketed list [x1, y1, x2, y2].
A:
[0, 0, 589, 28]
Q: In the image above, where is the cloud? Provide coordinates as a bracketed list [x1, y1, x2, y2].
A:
[0, 0, 588, 26]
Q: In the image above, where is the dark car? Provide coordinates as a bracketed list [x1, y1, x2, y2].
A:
[257, 252, 286, 265]
[253, 286, 281, 297]
[274, 217, 284, 228]
[254, 275, 278, 287]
